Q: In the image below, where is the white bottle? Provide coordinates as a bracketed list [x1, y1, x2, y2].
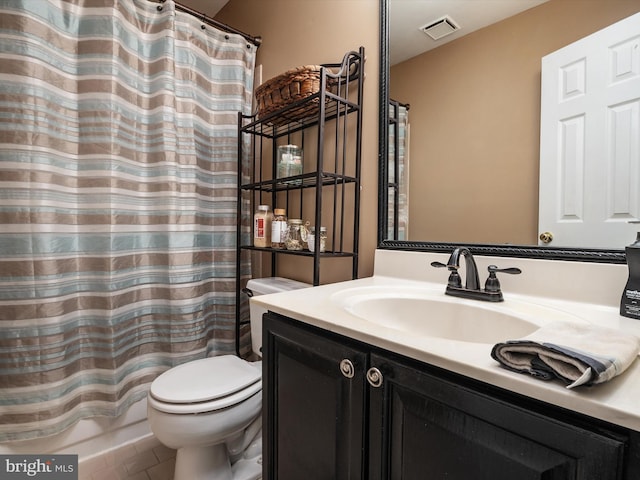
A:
[254, 205, 272, 248]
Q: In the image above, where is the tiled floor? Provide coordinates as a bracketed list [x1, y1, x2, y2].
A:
[78, 436, 176, 480]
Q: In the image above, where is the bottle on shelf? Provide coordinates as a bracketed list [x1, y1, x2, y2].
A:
[285, 219, 305, 251]
[271, 208, 287, 249]
[308, 226, 327, 253]
[254, 204, 272, 248]
[277, 145, 303, 179]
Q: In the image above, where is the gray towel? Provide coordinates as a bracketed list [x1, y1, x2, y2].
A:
[491, 321, 640, 388]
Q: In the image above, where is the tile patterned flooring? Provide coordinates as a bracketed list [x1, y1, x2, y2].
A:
[78, 436, 176, 480]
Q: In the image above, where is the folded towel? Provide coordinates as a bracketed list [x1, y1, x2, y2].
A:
[491, 321, 640, 389]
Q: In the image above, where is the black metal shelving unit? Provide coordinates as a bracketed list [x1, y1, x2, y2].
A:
[235, 47, 365, 356]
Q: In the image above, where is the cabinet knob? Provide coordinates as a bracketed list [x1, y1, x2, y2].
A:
[366, 367, 383, 388]
[340, 359, 355, 379]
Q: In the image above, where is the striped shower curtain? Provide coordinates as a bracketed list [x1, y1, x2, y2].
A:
[0, 0, 256, 442]
[388, 102, 409, 240]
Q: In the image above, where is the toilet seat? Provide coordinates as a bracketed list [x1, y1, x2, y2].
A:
[149, 355, 262, 415]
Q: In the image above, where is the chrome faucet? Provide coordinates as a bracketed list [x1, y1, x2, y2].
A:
[431, 248, 521, 302]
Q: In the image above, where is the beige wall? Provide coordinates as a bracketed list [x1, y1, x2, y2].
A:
[390, 0, 640, 245]
[215, 0, 380, 283]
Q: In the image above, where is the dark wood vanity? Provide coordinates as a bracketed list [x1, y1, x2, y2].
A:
[262, 311, 640, 480]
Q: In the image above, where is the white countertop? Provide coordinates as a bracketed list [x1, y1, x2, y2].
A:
[251, 250, 640, 432]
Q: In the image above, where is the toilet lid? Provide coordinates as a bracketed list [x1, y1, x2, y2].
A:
[150, 355, 261, 404]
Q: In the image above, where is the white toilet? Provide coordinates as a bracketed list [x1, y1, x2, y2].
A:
[147, 277, 310, 480]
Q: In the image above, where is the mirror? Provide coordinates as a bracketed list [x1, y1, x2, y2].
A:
[378, 0, 640, 263]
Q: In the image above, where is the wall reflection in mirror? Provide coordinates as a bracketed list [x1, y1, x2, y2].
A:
[381, 0, 640, 259]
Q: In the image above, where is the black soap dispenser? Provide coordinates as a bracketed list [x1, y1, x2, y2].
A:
[620, 230, 640, 319]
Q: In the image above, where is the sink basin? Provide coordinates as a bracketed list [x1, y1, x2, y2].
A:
[331, 285, 586, 344]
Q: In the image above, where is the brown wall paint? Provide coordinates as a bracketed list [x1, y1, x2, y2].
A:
[216, 0, 380, 283]
[211, 0, 639, 282]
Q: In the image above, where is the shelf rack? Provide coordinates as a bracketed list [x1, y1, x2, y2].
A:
[234, 47, 365, 356]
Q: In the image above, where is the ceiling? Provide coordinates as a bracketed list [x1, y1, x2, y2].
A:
[177, 0, 549, 67]
[390, 0, 549, 65]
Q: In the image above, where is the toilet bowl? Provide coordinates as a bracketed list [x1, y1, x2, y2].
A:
[147, 277, 310, 480]
[147, 355, 263, 480]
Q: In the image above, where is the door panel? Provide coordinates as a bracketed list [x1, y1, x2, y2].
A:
[369, 354, 625, 480]
[390, 385, 574, 480]
[263, 313, 367, 480]
[539, 12, 640, 248]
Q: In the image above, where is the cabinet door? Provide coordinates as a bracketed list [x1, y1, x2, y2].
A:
[368, 353, 625, 480]
[263, 312, 367, 480]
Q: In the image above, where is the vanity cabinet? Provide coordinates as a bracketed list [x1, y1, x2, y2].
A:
[368, 353, 624, 480]
[263, 311, 640, 480]
[262, 311, 367, 479]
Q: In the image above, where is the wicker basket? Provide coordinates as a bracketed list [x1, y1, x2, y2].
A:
[255, 65, 335, 122]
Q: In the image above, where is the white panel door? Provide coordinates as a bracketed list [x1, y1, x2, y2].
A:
[538, 12, 640, 248]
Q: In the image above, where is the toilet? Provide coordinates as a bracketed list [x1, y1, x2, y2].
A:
[147, 277, 310, 480]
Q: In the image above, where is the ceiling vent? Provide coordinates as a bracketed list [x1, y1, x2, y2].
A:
[420, 15, 460, 41]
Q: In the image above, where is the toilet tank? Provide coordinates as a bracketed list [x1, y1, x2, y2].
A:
[246, 277, 311, 356]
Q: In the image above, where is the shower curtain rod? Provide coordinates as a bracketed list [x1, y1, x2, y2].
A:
[150, 0, 262, 47]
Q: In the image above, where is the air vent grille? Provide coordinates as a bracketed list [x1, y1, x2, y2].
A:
[420, 15, 460, 41]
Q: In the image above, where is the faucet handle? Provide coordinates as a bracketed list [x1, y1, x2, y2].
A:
[484, 265, 522, 292]
[431, 261, 462, 287]
[488, 265, 522, 275]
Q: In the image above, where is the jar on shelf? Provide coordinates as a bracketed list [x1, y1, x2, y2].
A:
[285, 218, 304, 251]
[271, 208, 287, 249]
[253, 204, 272, 248]
[308, 226, 327, 253]
[277, 145, 303, 179]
